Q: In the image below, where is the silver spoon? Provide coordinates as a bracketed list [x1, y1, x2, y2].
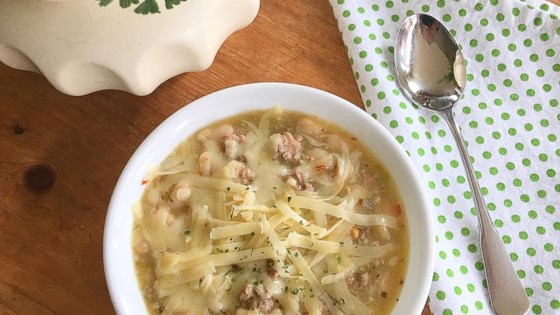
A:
[394, 14, 529, 315]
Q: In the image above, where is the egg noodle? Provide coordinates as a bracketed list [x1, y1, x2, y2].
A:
[131, 107, 408, 315]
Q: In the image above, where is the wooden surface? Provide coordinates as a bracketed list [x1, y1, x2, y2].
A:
[0, 1, 430, 314]
[0, 1, 364, 314]
[12, 0, 560, 313]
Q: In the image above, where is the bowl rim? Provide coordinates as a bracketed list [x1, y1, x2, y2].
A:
[104, 82, 435, 315]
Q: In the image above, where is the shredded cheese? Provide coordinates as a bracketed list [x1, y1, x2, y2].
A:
[133, 108, 406, 315]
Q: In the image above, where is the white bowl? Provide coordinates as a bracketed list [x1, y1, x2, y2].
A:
[104, 82, 435, 315]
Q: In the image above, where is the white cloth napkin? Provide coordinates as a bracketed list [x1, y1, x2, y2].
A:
[328, 0, 560, 314]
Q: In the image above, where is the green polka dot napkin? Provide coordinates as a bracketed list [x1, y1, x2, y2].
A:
[329, 0, 560, 314]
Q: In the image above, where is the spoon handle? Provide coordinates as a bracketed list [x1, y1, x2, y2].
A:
[440, 109, 530, 315]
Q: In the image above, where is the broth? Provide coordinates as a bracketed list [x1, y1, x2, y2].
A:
[131, 108, 409, 315]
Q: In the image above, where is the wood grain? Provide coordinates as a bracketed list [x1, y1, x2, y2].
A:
[0, 1, 362, 314]
[4, 0, 556, 314]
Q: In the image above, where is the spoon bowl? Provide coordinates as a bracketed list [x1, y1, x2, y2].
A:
[395, 14, 466, 111]
[395, 13, 530, 315]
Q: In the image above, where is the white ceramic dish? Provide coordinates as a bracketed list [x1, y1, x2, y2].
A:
[0, 0, 259, 96]
[104, 82, 435, 315]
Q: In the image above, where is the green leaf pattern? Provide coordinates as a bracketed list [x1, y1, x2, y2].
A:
[97, 0, 186, 14]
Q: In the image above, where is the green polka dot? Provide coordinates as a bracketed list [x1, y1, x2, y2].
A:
[530, 54, 539, 62]
[454, 286, 462, 295]
[511, 252, 518, 262]
[528, 210, 538, 219]
[534, 17, 543, 26]
[475, 262, 484, 271]
[475, 301, 483, 310]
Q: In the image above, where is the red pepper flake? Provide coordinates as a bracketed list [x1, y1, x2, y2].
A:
[315, 165, 327, 173]
[395, 204, 402, 215]
[141, 179, 149, 185]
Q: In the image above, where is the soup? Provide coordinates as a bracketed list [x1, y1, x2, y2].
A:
[131, 107, 409, 315]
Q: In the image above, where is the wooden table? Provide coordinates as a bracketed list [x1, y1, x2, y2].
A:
[0, 0, 361, 315]
[0, 1, 431, 314]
